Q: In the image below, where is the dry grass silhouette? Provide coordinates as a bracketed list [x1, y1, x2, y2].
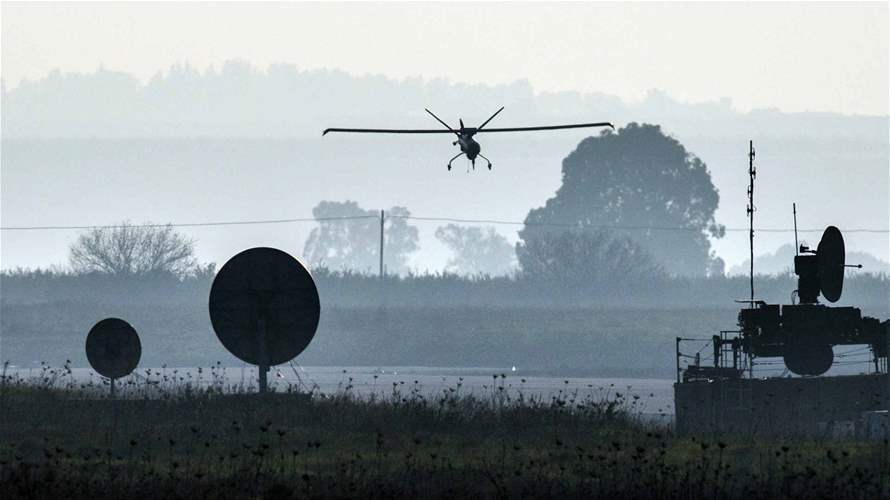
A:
[1, 363, 889, 499]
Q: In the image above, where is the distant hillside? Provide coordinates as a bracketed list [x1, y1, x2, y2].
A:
[728, 243, 890, 277]
[2, 62, 887, 140]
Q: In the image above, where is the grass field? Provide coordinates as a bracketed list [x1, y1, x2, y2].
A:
[2, 371, 889, 499]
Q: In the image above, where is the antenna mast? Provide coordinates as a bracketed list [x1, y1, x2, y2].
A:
[747, 140, 756, 303]
[793, 203, 799, 256]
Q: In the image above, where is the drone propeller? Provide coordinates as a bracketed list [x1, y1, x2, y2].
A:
[425, 108, 459, 136]
[477, 106, 505, 131]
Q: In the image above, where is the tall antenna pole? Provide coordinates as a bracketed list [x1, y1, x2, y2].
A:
[747, 140, 756, 304]
[379, 210, 385, 280]
[793, 203, 799, 256]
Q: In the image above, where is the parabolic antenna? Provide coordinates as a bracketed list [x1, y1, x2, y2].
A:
[817, 226, 845, 303]
[209, 248, 320, 386]
[85, 318, 142, 379]
[783, 341, 833, 377]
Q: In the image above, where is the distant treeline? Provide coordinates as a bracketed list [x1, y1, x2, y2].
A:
[2, 268, 887, 311]
[4, 62, 886, 141]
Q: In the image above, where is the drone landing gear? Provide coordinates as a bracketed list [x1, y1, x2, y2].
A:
[447, 152, 463, 171]
[478, 153, 493, 170]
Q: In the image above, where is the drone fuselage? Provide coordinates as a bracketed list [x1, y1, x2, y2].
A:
[456, 131, 481, 160]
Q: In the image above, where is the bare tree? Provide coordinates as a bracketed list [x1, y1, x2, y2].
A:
[69, 222, 198, 277]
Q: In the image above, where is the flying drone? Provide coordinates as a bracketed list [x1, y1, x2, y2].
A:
[323, 107, 614, 171]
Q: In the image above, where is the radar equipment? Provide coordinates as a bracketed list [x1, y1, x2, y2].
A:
[678, 143, 887, 380]
[208, 247, 320, 393]
[738, 225, 877, 376]
[673, 143, 889, 435]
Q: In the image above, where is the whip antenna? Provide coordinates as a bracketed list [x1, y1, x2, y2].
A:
[747, 140, 756, 304]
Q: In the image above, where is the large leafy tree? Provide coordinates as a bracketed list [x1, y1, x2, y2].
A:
[517, 229, 663, 286]
[435, 224, 516, 276]
[519, 123, 725, 276]
[303, 201, 419, 275]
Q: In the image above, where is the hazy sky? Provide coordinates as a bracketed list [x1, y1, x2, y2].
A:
[1, 2, 888, 274]
[2, 2, 888, 116]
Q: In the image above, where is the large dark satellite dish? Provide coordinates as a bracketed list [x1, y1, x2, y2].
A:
[85, 318, 142, 379]
[817, 226, 845, 303]
[209, 247, 320, 369]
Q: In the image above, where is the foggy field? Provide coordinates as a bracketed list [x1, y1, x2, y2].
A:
[0, 304, 742, 378]
[2, 377, 889, 499]
[4, 296, 888, 378]
[3, 268, 887, 382]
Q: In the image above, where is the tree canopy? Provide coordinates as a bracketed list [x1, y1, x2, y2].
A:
[519, 123, 725, 276]
[516, 229, 663, 287]
[303, 201, 419, 275]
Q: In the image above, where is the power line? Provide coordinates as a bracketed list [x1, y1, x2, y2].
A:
[0, 215, 377, 231]
[0, 214, 887, 233]
[393, 215, 888, 233]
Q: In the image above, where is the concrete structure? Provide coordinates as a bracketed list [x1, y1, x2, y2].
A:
[674, 374, 888, 436]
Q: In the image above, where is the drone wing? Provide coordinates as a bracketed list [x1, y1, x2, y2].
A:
[477, 122, 615, 133]
[323, 128, 456, 136]
[324, 108, 461, 136]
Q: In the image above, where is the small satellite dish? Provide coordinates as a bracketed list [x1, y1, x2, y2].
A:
[817, 226, 845, 303]
[208, 247, 320, 392]
[85, 317, 142, 380]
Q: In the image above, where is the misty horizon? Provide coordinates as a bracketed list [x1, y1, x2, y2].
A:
[4, 2, 887, 115]
[4, 60, 889, 121]
[2, 63, 888, 275]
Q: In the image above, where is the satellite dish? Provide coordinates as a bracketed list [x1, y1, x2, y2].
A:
[783, 341, 833, 377]
[85, 318, 142, 380]
[208, 247, 320, 391]
[817, 226, 845, 303]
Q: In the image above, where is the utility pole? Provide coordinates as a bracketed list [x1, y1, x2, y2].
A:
[747, 140, 756, 304]
[379, 210, 385, 280]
